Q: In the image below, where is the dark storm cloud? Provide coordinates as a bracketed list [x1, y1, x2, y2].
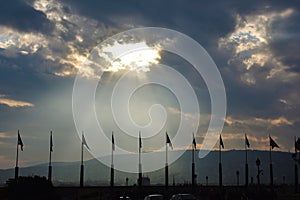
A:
[270, 13, 300, 72]
[0, 0, 54, 33]
[0, 54, 48, 99]
[62, 0, 236, 46]
[222, 55, 300, 118]
[61, 0, 299, 43]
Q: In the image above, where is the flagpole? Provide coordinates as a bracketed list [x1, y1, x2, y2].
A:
[15, 142, 19, 176]
[111, 131, 114, 187]
[192, 146, 195, 186]
[219, 135, 222, 187]
[269, 135, 272, 164]
[49, 143, 52, 166]
[192, 144, 195, 163]
[165, 132, 168, 187]
[15, 130, 19, 179]
[245, 134, 248, 163]
[48, 131, 53, 182]
[219, 136, 221, 163]
[80, 133, 84, 187]
[166, 138, 168, 164]
[245, 134, 248, 187]
[192, 134, 195, 186]
[270, 144, 273, 186]
[295, 136, 298, 191]
[138, 131, 142, 187]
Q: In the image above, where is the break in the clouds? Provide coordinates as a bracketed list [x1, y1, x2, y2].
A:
[219, 8, 298, 85]
[225, 116, 294, 127]
[0, 0, 127, 77]
[0, 0, 299, 169]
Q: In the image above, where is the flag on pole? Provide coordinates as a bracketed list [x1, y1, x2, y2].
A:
[139, 131, 142, 149]
[112, 132, 115, 151]
[192, 133, 197, 149]
[269, 135, 279, 149]
[295, 138, 300, 151]
[220, 135, 224, 149]
[82, 133, 90, 149]
[18, 130, 24, 151]
[245, 134, 250, 148]
[166, 132, 173, 149]
[50, 131, 53, 152]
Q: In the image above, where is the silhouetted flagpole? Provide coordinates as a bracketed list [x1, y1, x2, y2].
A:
[192, 133, 196, 186]
[80, 133, 84, 187]
[165, 132, 172, 187]
[15, 132, 19, 179]
[80, 132, 89, 187]
[245, 133, 250, 186]
[138, 131, 142, 187]
[165, 133, 168, 187]
[295, 136, 298, 190]
[219, 134, 224, 187]
[15, 130, 23, 179]
[111, 131, 114, 187]
[270, 139, 273, 186]
[48, 131, 53, 182]
[269, 134, 279, 186]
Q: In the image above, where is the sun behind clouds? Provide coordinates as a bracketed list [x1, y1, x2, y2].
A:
[102, 41, 161, 73]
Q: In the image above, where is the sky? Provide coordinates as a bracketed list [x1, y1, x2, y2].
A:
[0, 0, 300, 170]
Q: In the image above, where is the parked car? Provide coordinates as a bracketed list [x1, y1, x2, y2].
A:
[144, 194, 164, 200]
[170, 194, 197, 200]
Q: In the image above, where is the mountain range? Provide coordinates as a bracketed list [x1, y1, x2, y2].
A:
[0, 150, 296, 186]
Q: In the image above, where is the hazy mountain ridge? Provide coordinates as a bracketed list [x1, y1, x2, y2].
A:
[0, 150, 296, 186]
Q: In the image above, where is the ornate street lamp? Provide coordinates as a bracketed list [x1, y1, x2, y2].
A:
[256, 158, 263, 185]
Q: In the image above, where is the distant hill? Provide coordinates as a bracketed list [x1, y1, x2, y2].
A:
[0, 150, 296, 186]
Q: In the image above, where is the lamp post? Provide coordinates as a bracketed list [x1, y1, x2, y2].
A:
[236, 170, 240, 186]
[292, 137, 300, 192]
[256, 158, 262, 185]
[126, 177, 129, 186]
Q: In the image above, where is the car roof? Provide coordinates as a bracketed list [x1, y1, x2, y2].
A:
[178, 194, 196, 199]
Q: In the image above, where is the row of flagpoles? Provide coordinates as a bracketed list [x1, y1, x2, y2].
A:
[218, 134, 280, 187]
[15, 130, 55, 182]
[15, 130, 293, 187]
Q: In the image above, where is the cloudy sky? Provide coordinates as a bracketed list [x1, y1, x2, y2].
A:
[0, 0, 300, 169]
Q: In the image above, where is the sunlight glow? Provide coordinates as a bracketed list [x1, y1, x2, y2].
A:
[103, 41, 161, 73]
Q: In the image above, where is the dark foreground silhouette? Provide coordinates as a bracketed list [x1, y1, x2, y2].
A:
[0, 176, 299, 200]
